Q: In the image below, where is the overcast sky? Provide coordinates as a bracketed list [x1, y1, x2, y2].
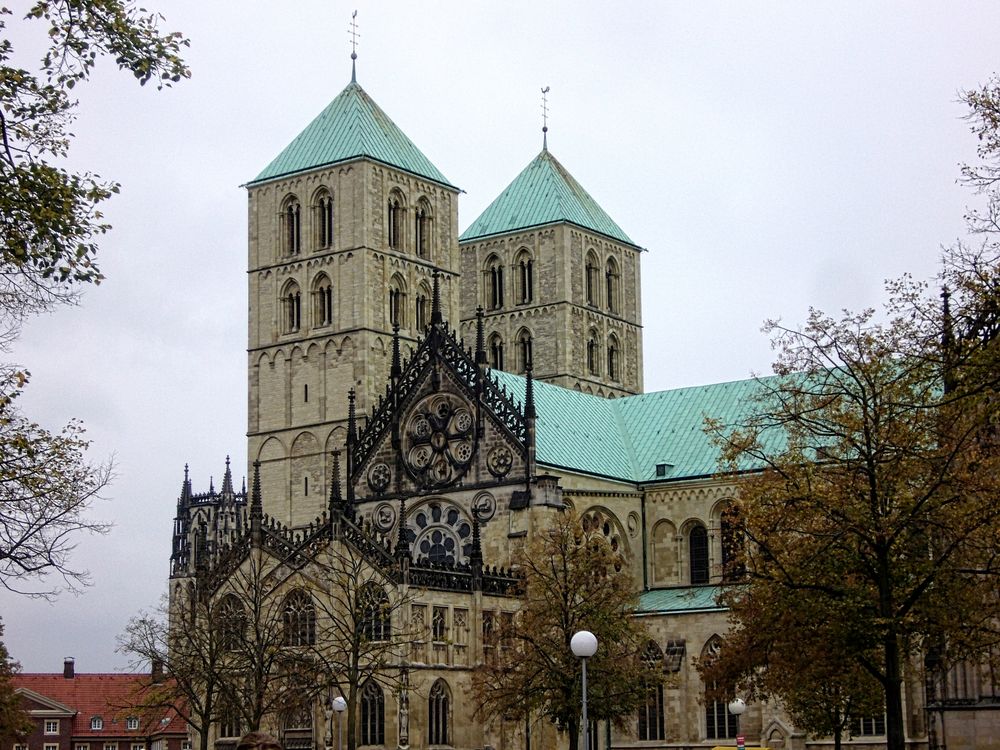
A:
[2, 1, 998, 672]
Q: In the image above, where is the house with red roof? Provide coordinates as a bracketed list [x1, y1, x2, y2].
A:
[12, 659, 188, 750]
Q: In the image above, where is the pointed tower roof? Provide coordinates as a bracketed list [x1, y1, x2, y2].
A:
[249, 80, 456, 189]
[460, 149, 637, 247]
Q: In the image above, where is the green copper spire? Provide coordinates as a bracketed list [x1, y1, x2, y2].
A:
[250, 80, 455, 188]
[460, 149, 635, 246]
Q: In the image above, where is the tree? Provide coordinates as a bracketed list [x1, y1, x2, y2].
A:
[0, 621, 32, 745]
[698, 565, 884, 750]
[472, 508, 664, 750]
[118, 593, 227, 750]
[707, 299, 1000, 750]
[0, 389, 113, 597]
[305, 540, 415, 750]
[0, 1, 189, 597]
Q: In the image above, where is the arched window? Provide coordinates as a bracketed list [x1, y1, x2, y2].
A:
[215, 594, 246, 652]
[282, 196, 301, 255]
[488, 334, 504, 371]
[638, 641, 665, 741]
[585, 251, 599, 306]
[283, 281, 302, 333]
[415, 286, 429, 331]
[388, 193, 404, 250]
[587, 333, 599, 375]
[484, 256, 504, 310]
[607, 336, 620, 381]
[282, 589, 315, 646]
[517, 329, 533, 373]
[415, 199, 431, 259]
[359, 584, 390, 642]
[720, 504, 745, 582]
[605, 257, 620, 314]
[218, 700, 242, 739]
[428, 680, 450, 746]
[313, 274, 333, 327]
[703, 638, 737, 740]
[388, 277, 406, 328]
[316, 190, 334, 249]
[690, 524, 709, 585]
[516, 251, 533, 304]
[360, 681, 385, 746]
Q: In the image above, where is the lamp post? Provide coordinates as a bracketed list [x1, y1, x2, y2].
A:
[728, 698, 746, 750]
[571, 630, 598, 750]
[331, 696, 346, 750]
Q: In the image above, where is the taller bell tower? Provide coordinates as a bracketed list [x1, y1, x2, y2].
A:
[245, 65, 460, 527]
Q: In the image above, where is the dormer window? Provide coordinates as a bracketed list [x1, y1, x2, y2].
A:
[126, 718, 139, 731]
[91, 717, 104, 731]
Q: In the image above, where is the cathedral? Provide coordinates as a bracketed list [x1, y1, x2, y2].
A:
[167, 58, 945, 750]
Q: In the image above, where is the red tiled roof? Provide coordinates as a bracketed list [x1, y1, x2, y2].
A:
[14, 674, 188, 738]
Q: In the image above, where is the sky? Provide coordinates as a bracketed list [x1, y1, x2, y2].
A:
[2, 1, 998, 672]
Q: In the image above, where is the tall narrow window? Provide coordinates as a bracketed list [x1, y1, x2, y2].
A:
[313, 274, 333, 327]
[607, 337, 619, 381]
[283, 282, 302, 333]
[284, 198, 301, 255]
[690, 524, 709, 585]
[360, 682, 385, 746]
[605, 257, 620, 313]
[360, 584, 390, 642]
[428, 681, 450, 746]
[415, 291, 428, 331]
[516, 252, 533, 304]
[389, 279, 406, 328]
[488, 334, 504, 371]
[282, 589, 315, 646]
[721, 504, 745, 582]
[415, 201, 431, 259]
[587, 335, 599, 375]
[705, 681, 738, 739]
[485, 256, 504, 310]
[585, 252, 599, 305]
[317, 192, 334, 249]
[517, 330, 533, 373]
[638, 641, 665, 740]
[388, 195, 403, 250]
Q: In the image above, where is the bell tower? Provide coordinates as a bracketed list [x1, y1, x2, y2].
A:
[245, 62, 460, 526]
[458, 141, 643, 398]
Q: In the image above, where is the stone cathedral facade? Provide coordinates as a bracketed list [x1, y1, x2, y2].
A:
[168, 65, 955, 750]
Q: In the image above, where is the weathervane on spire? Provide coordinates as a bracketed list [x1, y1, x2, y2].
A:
[349, 10, 360, 82]
[541, 86, 550, 150]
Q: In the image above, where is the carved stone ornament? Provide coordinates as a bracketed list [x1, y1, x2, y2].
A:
[473, 492, 497, 522]
[367, 462, 391, 493]
[627, 511, 640, 537]
[373, 502, 396, 533]
[402, 394, 475, 488]
[486, 445, 513, 478]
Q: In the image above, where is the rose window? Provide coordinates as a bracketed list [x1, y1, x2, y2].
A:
[405, 501, 474, 565]
[403, 395, 475, 488]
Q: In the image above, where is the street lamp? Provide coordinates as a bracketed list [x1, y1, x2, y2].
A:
[571, 630, 598, 750]
[329, 696, 346, 750]
[728, 698, 746, 749]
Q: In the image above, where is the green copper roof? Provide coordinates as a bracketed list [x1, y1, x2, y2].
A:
[460, 149, 636, 246]
[491, 371, 776, 483]
[250, 80, 455, 188]
[637, 586, 725, 614]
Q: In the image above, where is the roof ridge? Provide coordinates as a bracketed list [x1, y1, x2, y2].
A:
[608, 398, 642, 481]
